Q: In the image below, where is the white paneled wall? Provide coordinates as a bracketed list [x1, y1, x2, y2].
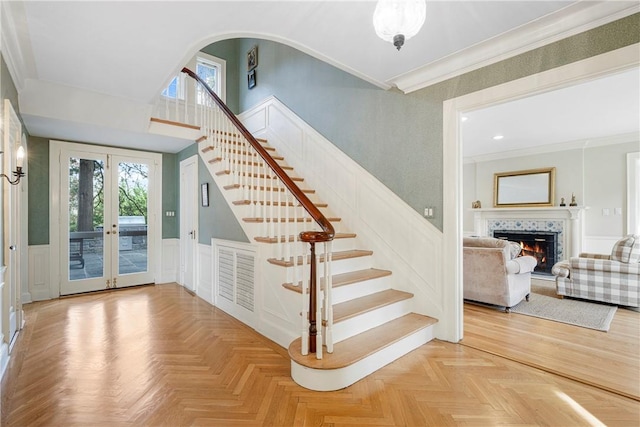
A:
[238, 97, 447, 337]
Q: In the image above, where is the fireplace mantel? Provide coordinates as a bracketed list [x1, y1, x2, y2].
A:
[471, 206, 588, 258]
[471, 206, 586, 218]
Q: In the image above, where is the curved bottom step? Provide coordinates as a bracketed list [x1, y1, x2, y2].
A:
[289, 313, 437, 391]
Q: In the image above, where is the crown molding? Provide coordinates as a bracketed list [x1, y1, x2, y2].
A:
[393, 1, 640, 94]
[0, 0, 38, 92]
[463, 132, 640, 164]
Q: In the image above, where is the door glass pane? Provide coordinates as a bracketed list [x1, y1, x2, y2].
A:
[69, 158, 105, 280]
[118, 162, 149, 275]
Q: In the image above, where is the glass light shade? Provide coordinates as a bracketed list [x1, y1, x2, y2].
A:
[373, 0, 426, 50]
[16, 146, 25, 168]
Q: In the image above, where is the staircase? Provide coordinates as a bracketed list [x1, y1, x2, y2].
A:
[163, 68, 438, 391]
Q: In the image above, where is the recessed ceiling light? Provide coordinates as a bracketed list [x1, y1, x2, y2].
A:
[493, 135, 504, 140]
[461, 116, 468, 122]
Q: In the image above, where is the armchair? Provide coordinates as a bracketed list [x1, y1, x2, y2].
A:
[552, 234, 640, 307]
[463, 237, 538, 312]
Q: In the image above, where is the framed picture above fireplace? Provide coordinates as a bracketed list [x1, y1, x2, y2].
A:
[494, 167, 555, 207]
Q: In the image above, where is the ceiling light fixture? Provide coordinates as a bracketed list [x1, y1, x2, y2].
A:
[493, 135, 504, 140]
[373, 0, 426, 51]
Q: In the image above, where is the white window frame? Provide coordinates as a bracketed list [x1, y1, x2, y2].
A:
[195, 54, 226, 104]
[161, 74, 186, 101]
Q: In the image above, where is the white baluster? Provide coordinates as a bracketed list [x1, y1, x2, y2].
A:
[315, 241, 323, 360]
[174, 91, 178, 123]
[284, 189, 291, 261]
[324, 241, 333, 353]
[276, 179, 283, 260]
[184, 80, 189, 124]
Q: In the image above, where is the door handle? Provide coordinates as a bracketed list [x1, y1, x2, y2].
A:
[9, 245, 17, 251]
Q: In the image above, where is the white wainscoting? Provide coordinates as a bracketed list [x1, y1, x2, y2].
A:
[197, 243, 213, 305]
[238, 97, 447, 338]
[158, 238, 179, 284]
[28, 245, 50, 301]
[0, 268, 8, 380]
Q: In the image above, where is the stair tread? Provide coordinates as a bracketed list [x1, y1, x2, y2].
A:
[223, 184, 313, 193]
[288, 313, 437, 370]
[283, 268, 390, 293]
[333, 289, 413, 323]
[268, 249, 373, 267]
[243, 217, 340, 223]
[150, 117, 200, 131]
[258, 232, 356, 244]
[233, 200, 328, 208]
[209, 158, 293, 170]
[216, 170, 303, 181]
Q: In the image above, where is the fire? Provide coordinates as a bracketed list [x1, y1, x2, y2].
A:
[519, 240, 547, 266]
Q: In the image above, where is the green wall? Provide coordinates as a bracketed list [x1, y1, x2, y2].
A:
[162, 152, 179, 239]
[26, 137, 50, 245]
[232, 13, 639, 231]
[176, 145, 249, 244]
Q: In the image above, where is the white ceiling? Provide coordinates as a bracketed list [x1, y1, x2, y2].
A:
[462, 66, 640, 160]
[1, 0, 638, 153]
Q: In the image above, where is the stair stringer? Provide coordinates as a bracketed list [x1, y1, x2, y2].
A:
[238, 96, 453, 341]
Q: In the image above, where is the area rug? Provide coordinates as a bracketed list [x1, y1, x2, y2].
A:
[510, 292, 617, 332]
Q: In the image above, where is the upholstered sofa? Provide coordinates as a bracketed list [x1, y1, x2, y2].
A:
[463, 237, 538, 312]
[551, 234, 640, 308]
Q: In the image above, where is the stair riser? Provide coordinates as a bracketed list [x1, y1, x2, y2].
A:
[331, 275, 392, 305]
[254, 237, 356, 254]
[329, 299, 413, 344]
[235, 204, 331, 221]
[224, 187, 321, 205]
[290, 325, 435, 391]
[209, 156, 290, 171]
[274, 256, 372, 283]
[242, 222, 341, 241]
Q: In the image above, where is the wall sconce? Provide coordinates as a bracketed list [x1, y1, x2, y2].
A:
[373, 0, 426, 51]
[1, 146, 26, 185]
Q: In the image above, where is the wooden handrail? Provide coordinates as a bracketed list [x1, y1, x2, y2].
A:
[182, 67, 335, 244]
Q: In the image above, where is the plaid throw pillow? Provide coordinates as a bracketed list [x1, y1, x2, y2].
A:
[611, 234, 640, 263]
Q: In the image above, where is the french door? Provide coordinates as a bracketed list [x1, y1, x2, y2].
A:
[52, 142, 161, 296]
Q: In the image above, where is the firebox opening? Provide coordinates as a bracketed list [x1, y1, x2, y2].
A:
[493, 230, 559, 276]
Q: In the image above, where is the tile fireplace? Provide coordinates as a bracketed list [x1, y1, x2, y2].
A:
[493, 230, 559, 275]
[471, 206, 586, 263]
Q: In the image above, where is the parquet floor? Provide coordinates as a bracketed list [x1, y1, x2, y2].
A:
[462, 279, 640, 401]
[2, 283, 639, 426]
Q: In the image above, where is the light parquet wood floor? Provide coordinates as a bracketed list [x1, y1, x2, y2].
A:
[2, 283, 639, 426]
[462, 280, 640, 401]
